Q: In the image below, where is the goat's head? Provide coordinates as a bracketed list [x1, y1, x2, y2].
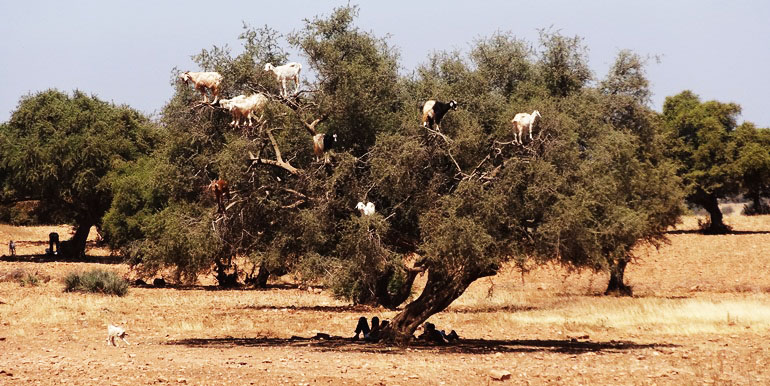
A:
[356, 202, 366, 212]
[264, 63, 274, 72]
[449, 100, 458, 110]
[533, 110, 541, 118]
[179, 72, 191, 84]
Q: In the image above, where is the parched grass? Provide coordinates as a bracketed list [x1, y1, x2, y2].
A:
[63, 269, 129, 296]
[504, 296, 770, 335]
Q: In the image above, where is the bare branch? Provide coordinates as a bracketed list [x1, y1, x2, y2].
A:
[266, 128, 284, 163]
[281, 199, 307, 209]
[248, 151, 300, 175]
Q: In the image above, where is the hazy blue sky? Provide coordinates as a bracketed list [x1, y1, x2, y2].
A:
[1, 1, 768, 126]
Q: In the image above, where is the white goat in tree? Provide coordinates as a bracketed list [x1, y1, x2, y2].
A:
[511, 110, 541, 145]
[179, 71, 223, 104]
[264, 62, 302, 96]
[356, 201, 376, 216]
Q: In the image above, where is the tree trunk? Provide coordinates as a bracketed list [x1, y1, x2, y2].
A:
[690, 189, 729, 234]
[374, 267, 421, 310]
[255, 263, 271, 288]
[745, 190, 769, 215]
[214, 258, 239, 288]
[605, 257, 633, 296]
[380, 269, 477, 344]
[701, 193, 729, 234]
[61, 220, 92, 258]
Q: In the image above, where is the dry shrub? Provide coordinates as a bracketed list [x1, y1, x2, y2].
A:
[63, 269, 129, 296]
[0, 268, 51, 286]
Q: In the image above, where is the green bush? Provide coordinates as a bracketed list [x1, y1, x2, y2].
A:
[63, 269, 129, 296]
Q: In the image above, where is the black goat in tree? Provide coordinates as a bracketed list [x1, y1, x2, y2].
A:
[313, 133, 338, 163]
[420, 99, 458, 131]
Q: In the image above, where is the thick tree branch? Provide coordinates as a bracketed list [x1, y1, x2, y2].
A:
[248, 151, 299, 175]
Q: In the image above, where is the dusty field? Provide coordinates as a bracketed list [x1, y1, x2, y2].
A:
[2, 212, 770, 385]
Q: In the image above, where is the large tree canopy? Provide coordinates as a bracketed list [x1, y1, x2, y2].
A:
[1, 89, 158, 257]
[103, 6, 685, 342]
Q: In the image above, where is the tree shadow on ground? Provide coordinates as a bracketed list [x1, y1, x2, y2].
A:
[242, 304, 374, 312]
[169, 336, 677, 355]
[447, 305, 539, 313]
[135, 283, 321, 291]
[0, 254, 122, 264]
[666, 229, 770, 235]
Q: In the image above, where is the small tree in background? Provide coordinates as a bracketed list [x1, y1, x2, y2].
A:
[734, 122, 770, 215]
[663, 91, 742, 233]
[0, 90, 158, 258]
[597, 50, 685, 295]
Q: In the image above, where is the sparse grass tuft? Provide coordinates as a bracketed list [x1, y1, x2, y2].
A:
[0, 268, 51, 287]
[63, 269, 129, 296]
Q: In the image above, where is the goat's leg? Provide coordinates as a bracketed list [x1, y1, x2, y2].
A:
[197, 86, 208, 103]
[281, 79, 288, 97]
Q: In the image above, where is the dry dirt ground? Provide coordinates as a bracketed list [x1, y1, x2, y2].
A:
[2, 211, 770, 385]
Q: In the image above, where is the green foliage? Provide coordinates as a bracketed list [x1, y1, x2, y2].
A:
[288, 4, 403, 153]
[663, 90, 744, 231]
[537, 29, 592, 98]
[734, 123, 770, 214]
[63, 269, 129, 296]
[0, 90, 158, 254]
[125, 202, 219, 284]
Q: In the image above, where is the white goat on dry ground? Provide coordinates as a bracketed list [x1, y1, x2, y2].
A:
[179, 71, 223, 104]
[106, 324, 129, 347]
[264, 62, 302, 96]
[511, 110, 541, 145]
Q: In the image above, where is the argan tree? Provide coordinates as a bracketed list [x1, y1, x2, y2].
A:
[105, 6, 684, 340]
[734, 122, 770, 215]
[663, 91, 742, 233]
[597, 50, 684, 295]
[0, 90, 158, 258]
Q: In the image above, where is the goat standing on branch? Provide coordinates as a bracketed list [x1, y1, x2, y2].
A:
[420, 99, 458, 131]
[264, 62, 302, 97]
[313, 133, 337, 164]
[356, 201, 375, 216]
[511, 110, 541, 145]
[179, 71, 223, 104]
[219, 94, 268, 128]
[207, 179, 230, 213]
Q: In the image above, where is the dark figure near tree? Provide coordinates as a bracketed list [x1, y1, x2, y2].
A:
[418, 322, 459, 344]
[353, 316, 389, 342]
[48, 232, 60, 255]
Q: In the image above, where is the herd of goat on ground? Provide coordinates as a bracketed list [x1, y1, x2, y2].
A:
[181, 61, 542, 216]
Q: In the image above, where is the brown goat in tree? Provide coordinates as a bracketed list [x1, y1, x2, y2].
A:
[207, 179, 231, 213]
